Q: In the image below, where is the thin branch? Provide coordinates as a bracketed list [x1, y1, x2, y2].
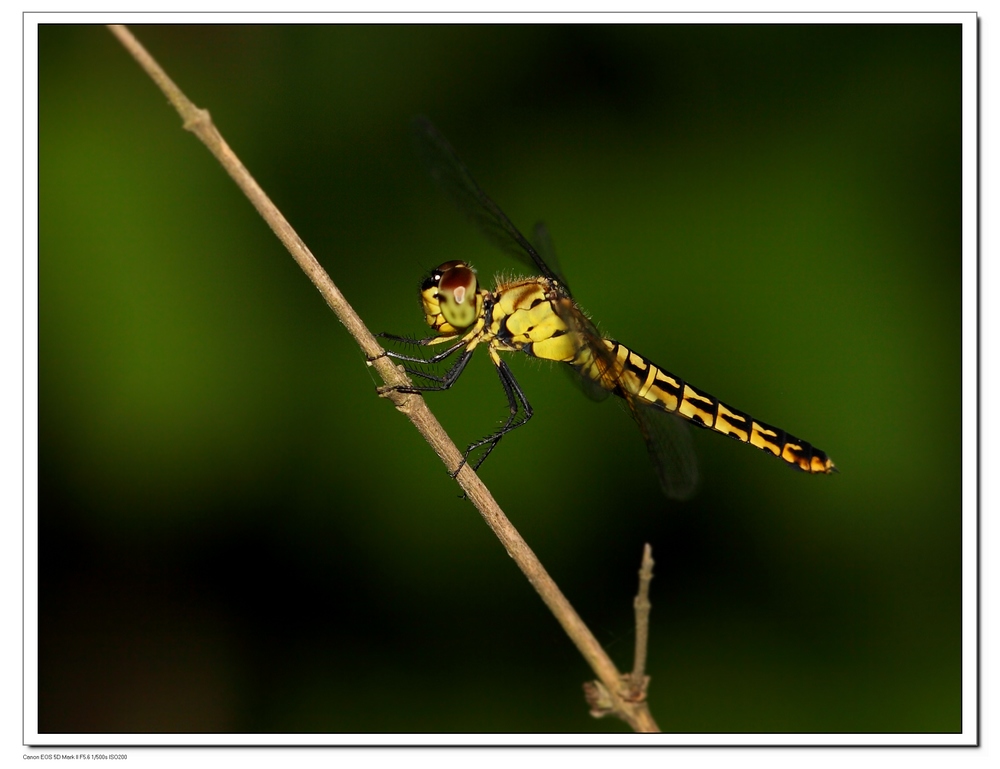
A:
[630, 543, 655, 698]
[107, 25, 659, 734]
[584, 544, 656, 725]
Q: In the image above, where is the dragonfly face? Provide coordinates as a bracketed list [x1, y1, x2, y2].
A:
[420, 260, 483, 334]
[378, 118, 836, 498]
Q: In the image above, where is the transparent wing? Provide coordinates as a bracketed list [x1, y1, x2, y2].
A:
[531, 221, 570, 299]
[531, 221, 610, 403]
[556, 299, 700, 499]
[624, 396, 700, 501]
[413, 117, 571, 292]
[532, 221, 557, 267]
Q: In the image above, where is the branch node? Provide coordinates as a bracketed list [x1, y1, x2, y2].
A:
[182, 106, 212, 133]
[582, 680, 615, 719]
[622, 672, 651, 703]
[584, 674, 651, 723]
[376, 385, 422, 417]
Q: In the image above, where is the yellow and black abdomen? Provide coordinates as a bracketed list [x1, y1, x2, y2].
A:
[487, 276, 835, 476]
[594, 340, 836, 474]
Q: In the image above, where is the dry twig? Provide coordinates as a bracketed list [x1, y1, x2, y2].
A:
[630, 543, 655, 698]
[107, 24, 659, 733]
[584, 544, 656, 721]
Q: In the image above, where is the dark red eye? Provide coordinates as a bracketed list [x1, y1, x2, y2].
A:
[433, 261, 479, 329]
[421, 260, 470, 292]
[439, 265, 476, 297]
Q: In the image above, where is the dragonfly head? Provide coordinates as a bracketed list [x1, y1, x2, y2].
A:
[421, 260, 480, 333]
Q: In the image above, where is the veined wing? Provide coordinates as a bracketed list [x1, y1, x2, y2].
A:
[413, 117, 571, 292]
[533, 221, 611, 404]
[623, 394, 700, 501]
[590, 338, 700, 500]
[531, 221, 563, 283]
[555, 289, 700, 500]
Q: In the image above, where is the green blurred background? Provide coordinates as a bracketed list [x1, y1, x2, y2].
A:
[37, 24, 962, 734]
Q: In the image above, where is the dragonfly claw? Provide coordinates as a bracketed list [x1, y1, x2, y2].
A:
[449, 456, 469, 479]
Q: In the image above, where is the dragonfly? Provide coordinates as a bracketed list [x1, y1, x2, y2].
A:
[377, 118, 836, 499]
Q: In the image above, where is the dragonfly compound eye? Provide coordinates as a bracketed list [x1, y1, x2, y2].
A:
[436, 263, 479, 329]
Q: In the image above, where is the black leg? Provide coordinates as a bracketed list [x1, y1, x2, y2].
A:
[375, 332, 474, 392]
[452, 359, 534, 476]
[393, 348, 475, 393]
[377, 332, 442, 346]
[378, 335, 467, 365]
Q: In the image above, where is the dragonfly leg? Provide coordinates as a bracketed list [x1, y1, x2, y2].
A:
[452, 359, 534, 477]
[392, 348, 475, 393]
[369, 333, 434, 363]
[376, 334, 466, 365]
[375, 335, 474, 395]
[377, 331, 445, 346]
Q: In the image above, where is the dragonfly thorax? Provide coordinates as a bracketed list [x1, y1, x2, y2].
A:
[420, 260, 485, 334]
